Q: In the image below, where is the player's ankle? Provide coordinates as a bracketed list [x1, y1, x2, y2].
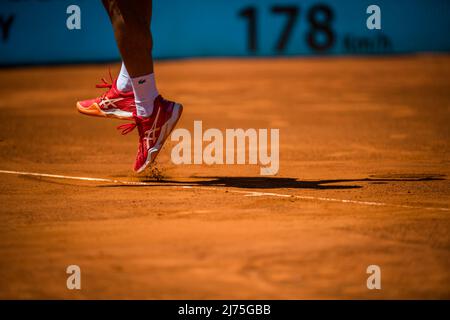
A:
[116, 62, 133, 92]
[132, 73, 159, 117]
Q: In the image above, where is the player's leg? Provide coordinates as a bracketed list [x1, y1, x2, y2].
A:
[106, 0, 152, 95]
[103, 0, 153, 77]
[104, 0, 183, 172]
[75, 0, 152, 120]
[103, 0, 158, 118]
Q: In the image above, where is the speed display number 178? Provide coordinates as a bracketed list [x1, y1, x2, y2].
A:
[238, 4, 335, 53]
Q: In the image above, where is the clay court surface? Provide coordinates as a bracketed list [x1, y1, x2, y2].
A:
[0, 55, 449, 299]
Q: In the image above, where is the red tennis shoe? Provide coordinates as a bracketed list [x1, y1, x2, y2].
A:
[117, 96, 183, 172]
[76, 76, 135, 120]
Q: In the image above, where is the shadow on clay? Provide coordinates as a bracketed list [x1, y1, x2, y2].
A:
[101, 174, 446, 190]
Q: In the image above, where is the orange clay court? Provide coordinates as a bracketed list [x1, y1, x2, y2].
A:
[0, 55, 449, 299]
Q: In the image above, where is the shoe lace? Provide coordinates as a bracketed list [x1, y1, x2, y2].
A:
[116, 119, 145, 158]
[116, 108, 161, 148]
[117, 122, 137, 135]
[95, 68, 114, 99]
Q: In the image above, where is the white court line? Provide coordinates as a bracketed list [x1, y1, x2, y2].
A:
[0, 169, 448, 212]
[0, 169, 151, 186]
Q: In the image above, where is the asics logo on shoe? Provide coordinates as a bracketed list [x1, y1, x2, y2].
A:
[99, 97, 124, 109]
[143, 107, 161, 149]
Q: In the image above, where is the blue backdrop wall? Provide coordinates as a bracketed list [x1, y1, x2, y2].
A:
[0, 0, 449, 65]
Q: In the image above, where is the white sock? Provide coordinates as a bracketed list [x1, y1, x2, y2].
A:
[116, 63, 133, 92]
[131, 73, 159, 117]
